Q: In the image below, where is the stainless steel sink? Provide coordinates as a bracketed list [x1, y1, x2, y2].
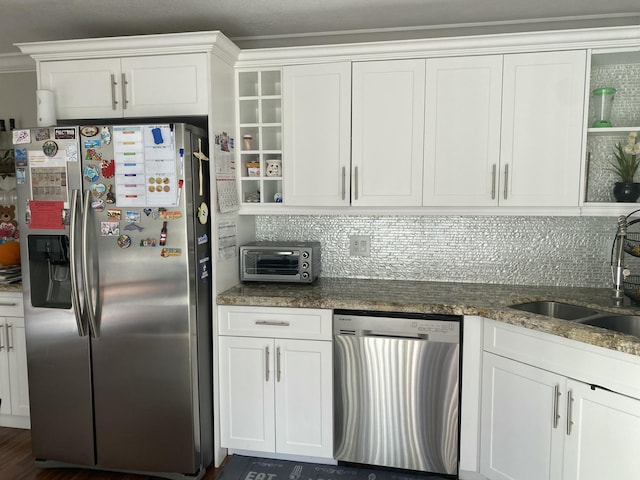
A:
[509, 301, 599, 320]
[576, 315, 640, 337]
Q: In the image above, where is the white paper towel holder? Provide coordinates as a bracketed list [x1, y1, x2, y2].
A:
[36, 89, 56, 127]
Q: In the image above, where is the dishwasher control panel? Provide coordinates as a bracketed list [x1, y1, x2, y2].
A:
[334, 310, 460, 343]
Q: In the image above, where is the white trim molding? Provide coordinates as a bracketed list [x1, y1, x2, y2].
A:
[0, 53, 35, 73]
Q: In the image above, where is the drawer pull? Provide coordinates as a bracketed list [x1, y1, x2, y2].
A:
[0, 302, 17, 307]
[255, 320, 290, 327]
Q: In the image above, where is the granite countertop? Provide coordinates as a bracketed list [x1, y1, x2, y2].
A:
[217, 278, 640, 357]
[0, 282, 22, 293]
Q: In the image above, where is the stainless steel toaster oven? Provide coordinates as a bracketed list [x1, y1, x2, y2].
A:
[240, 241, 321, 283]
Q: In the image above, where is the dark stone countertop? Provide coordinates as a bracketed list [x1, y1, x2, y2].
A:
[217, 278, 640, 357]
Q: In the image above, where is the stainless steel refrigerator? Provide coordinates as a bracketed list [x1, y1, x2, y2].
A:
[14, 123, 213, 480]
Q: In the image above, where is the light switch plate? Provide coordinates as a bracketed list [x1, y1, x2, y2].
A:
[349, 235, 371, 257]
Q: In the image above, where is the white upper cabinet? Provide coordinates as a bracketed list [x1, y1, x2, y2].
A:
[351, 59, 425, 206]
[283, 62, 352, 206]
[39, 53, 209, 119]
[500, 50, 586, 207]
[423, 55, 504, 206]
[424, 50, 586, 207]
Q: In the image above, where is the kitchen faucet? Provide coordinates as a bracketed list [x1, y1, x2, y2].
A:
[611, 215, 628, 304]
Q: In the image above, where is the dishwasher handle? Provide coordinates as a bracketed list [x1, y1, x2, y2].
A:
[363, 330, 429, 340]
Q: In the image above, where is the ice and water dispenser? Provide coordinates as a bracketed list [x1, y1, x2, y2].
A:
[27, 235, 71, 309]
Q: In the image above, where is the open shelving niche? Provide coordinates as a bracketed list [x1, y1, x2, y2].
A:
[236, 69, 283, 205]
[584, 49, 640, 213]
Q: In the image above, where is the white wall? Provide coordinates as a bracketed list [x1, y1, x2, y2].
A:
[0, 71, 37, 149]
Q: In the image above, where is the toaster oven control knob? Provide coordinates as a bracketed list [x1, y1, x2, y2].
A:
[302, 251, 310, 259]
[302, 262, 309, 269]
[302, 272, 309, 279]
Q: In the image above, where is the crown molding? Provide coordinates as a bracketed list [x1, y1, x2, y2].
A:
[0, 53, 35, 73]
[16, 31, 240, 65]
[236, 25, 640, 67]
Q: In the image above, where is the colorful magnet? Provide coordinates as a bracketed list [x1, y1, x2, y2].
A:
[139, 238, 158, 247]
[81, 126, 99, 137]
[14, 148, 27, 167]
[101, 159, 115, 178]
[85, 148, 102, 162]
[90, 183, 106, 197]
[106, 184, 115, 204]
[197, 202, 209, 225]
[91, 198, 105, 212]
[160, 247, 181, 258]
[117, 234, 131, 249]
[55, 128, 76, 140]
[143, 208, 153, 216]
[34, 128, 50, 141]
[199, 255, 210, 280]
[151, 127, 164, 145]
[101, 126, 112, 145]
[84, 139, 100, 148]
[42, 140, 58, 157]
[106, 209, 121, 221]
[83, 165, 100, 182]
[159, 221, 168, 246]
[100, 221, 119, 236]
[159, 211, 181, 220]
[197, 233, 208, 245]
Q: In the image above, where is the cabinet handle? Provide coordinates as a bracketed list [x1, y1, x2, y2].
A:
[6, 324, 13, 351]
[110, 74, 118, 110]
[276, 346, 281, 382]
[255, 320, 290, 327]
[121, 73, 128, 110]
[584, 151, 591, 202]
[491, 164, 497, 200]
[341, 167, 346, 201]
[354, 166, 359, 200]
[265, 346, 270, 382]
[503, 164, 509, 200]
[0, 323, 4, 351]
[566, 389, 574, 435]
[552, 384, 561, 428]
[0, 302, 17, 307]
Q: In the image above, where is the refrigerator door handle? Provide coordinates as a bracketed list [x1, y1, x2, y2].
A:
[82, 189, 100, 338]
[69, 189, 87, 337]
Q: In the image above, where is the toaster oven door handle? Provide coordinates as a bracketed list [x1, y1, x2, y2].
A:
[245, 250, 295, 256]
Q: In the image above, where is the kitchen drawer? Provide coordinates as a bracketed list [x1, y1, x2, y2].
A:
[0, 293, 23, 318]
[483, 318, 640, 400]
[218, 306, 332, 340]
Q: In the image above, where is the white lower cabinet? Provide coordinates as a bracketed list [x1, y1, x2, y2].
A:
[0, 294, 30, 428]
[218, 306, 333, 458]
[481, 320, 640, 480]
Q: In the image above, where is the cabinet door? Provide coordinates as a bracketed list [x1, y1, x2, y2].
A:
[481, 352, 565, 480]
[218, 336, 275, 452]
[121, 53, 208, 117]
[7, 319, 29, 417]
[423, 55, 503, 206]
[563, 380, 640, 480]
[283, 62, 351, 206]
[0, 320, 11, 416]
[39, 58, 123, 119]
[352, 60, 425, 206]
[500, 51, 586, 207]
[275, 339, 333, 457]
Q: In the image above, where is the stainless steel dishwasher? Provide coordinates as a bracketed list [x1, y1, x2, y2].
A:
[333, 309, 461, 475]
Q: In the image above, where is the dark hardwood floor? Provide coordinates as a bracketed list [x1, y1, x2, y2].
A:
[0, 428, 221, 480]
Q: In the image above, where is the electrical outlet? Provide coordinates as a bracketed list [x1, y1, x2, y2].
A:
[349, 235, 371, 257]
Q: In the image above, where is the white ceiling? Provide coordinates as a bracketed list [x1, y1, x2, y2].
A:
[1, 0, 640, 55]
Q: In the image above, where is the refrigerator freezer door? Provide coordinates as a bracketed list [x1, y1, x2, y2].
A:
[17, 126, 96, 466]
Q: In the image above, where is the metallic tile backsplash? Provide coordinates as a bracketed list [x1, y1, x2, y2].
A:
[255, 215, 629, 288]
